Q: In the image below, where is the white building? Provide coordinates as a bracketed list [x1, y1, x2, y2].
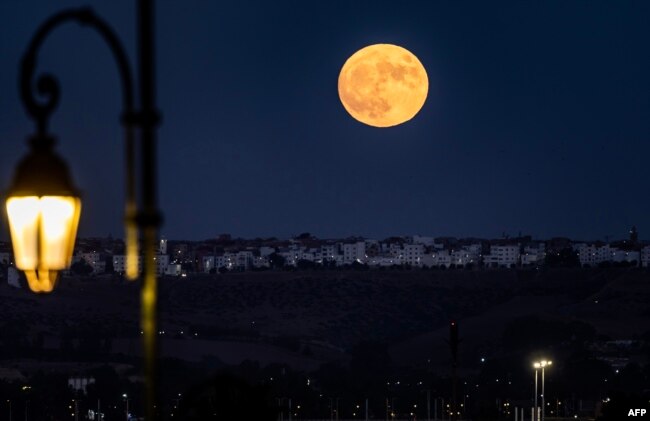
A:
[68, 377, 95, 394]
[166, 264, 182, 276]
[235, 251, 254, 270]
[153, 254, 170, 275]
[114, 253, 170, 276]
[0, 252, 11, 265]
[450, 248, 478, 266]
[203, 256, 216, 272]
[253, 255, 270, 269]
[575, 244, 614, 266]
[79, 252, 106, 274]
[203, 255, 230, 272]
[279, 248, 302, 266]
[7, 267, 20, 288]
[521, 243, 546, 266]
[342, 241, 366, 264]
[367, 256, 399, 267]
[641, 246, 650, 267]
[422, 250, 451, 268]
[320, 244, 339, 263]
[388, 243, 403, 258]
[402, 243, 424, 266]
[301, 250, 318, 262]
[483, 245, 520, 267]
[611, 249, 640, 265]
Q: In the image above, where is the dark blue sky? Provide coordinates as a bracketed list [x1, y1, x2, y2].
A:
[1, 1, 649, 241]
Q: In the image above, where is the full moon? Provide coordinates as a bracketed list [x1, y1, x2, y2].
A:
[338, 44, 428, 128]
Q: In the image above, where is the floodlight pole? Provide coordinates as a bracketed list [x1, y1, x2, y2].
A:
[534, 368, 538, 421]
[541, 366, 546, 421]
[19, 1, 161, 419]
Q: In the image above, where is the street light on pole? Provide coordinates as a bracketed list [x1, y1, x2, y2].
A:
[541, 361, 551, 421]
[533, 360, 552, 421]
[5, 2, 162, 419]
[533, 363, 539, 421]
[122, 394, 129, 421]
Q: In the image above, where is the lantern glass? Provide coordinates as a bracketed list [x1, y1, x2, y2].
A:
[6, 195, 81, 292]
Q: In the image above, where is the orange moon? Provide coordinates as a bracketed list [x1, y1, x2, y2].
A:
[338, 44, 428, 128]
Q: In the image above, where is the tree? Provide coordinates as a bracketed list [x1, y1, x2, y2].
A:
[502, 316, 596, 352]
[297, 259, 316, 270]
[350, 261, 368, 271]
[598, 392, 650, 420]
[349, 340, 393, 397]
[268, 252, 286, 269]
[545, 248, 580, 267]
[71, 259, 93, 275]
[176, 373, 277, 420]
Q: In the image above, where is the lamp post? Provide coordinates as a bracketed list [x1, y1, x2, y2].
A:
[533, 363, 538, 421]
[278, 397, 292, 421]
[532, 360, 552, 421]
[5, 1, 161, 419]
[123, 394, 130, 421]
[6, 400, 11, 421]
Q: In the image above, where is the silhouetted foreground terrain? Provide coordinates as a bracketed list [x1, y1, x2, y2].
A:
[0, 268, 648, 420]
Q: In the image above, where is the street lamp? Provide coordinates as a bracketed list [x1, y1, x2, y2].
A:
[4, 2, 161, 419]
[5, 143, 81, 293]
[532, 360, 552, 421]
[122, 394, 129, 421]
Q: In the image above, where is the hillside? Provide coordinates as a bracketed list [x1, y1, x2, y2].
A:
[1, 267, 648, 372]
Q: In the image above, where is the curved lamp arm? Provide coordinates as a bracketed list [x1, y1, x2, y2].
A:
[20, 7, 134, 130]
[20, 7, 139, 279]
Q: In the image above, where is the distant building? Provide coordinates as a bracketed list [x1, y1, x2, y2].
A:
[402, 243, 424, 266]
[7, 267, 20, 288]
[422, 250, 451, 268]
[253, 255, 270, 269]
[320, 244, 339, 263]
[114, 253, 170, 276]
[79, 252, 106, 274]
[575, 244, 614, 266]
[0, 252, 11, 265]
[166, 264, 182, 276]
[641, 246, 650, 267]
[153, 254, 170, 275]
[301, 250, 318, 262]
[235, 251, 254, 270]
[521, 243, 546, 266]
[483, 245, 520, 267]
[342, 241, 366, 264]
[367, 256, 399, 267]
[450, 248, 478, 266]
[113, 255, 139, 274]
[68, 377, 95, 394]
[611, 249, 639, 265]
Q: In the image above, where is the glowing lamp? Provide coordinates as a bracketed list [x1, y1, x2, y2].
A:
[5, 136, 81, 293]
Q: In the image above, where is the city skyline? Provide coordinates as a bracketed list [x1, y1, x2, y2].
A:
[1, 2, 648, 420]
[2, 1, 649, 240]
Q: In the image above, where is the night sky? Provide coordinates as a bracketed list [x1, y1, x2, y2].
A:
[1, 1, 649, 241]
